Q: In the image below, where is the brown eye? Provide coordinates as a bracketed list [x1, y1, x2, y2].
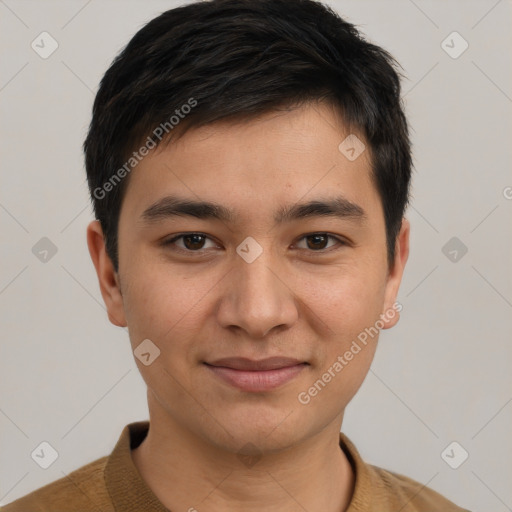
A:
[305, 234, 329, 250]
[163, 233, 218, 252]
[182, 234, 206, 250]
[295, 233, 343, 252]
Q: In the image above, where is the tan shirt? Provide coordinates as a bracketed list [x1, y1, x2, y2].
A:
[1, 421, 470, 511]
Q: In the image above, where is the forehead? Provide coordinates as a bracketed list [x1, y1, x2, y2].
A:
[119, 103, 380, 224]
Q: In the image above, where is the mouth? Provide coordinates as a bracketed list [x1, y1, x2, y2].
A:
[203, 357, 309, 392]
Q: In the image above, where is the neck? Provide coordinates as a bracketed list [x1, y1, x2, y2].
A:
[132, 396, 355, 512]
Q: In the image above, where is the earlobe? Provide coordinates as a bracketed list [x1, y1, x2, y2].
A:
[381, 218, 410, 330]
[86, 220, 127, 328]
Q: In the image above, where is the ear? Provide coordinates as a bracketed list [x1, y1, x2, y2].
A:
[86, 220, 127, 327]
[380, 218, 410, 329]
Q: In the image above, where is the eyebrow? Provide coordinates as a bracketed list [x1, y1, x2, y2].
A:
[139, 194, 366, 225]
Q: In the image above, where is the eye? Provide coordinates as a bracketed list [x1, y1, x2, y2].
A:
[162, 232, 347, 255]
[294, 233, 345, 252]
[162, 233, 219, 252]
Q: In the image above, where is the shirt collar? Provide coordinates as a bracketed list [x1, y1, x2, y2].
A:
[104, 421, 168, 512]
[105, 421, 373, 512]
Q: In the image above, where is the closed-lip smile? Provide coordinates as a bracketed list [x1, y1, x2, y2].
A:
[204, 357, 308, 392]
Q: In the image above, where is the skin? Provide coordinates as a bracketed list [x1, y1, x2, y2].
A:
[87, 101, 409, 512]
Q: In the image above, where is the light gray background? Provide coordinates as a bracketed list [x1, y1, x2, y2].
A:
[1, 1, 511, 510]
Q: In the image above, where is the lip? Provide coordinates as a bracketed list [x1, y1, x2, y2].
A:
[204, 357, 308, 392]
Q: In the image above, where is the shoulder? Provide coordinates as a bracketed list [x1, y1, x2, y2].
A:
[339, 432, 471, 511]
[1, 456, 112, 512]
[368, 464, 471, 511]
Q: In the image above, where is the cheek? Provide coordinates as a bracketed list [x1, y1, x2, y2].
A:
[298, 263, 385, 390]
[301, 262, 386, 332]
[121, 262, 216, 353]
[121, 267, 210, 397]
[296, 273, 382, 412]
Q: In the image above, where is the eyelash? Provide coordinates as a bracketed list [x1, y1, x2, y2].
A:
[161, 232, 348, 256]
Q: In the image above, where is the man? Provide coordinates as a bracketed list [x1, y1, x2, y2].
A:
[2, 0, 470, 510]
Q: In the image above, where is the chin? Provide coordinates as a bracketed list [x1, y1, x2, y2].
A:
[202, 409, 308, 454]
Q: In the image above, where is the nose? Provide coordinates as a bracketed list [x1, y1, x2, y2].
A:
[216, 249, 299, 339]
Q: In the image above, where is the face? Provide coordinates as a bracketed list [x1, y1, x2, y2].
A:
[88, 102, 409, 455]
